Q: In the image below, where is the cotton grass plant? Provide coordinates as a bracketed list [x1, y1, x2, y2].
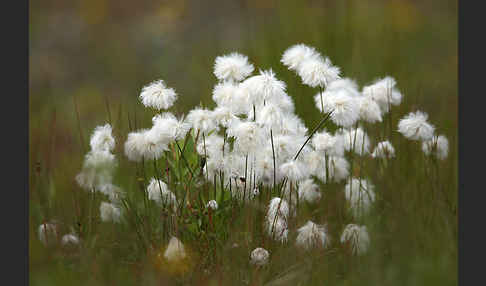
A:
[36, 44, 452, 284]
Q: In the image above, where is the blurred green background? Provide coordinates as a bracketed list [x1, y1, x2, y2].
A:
[29, 0, 457, 285]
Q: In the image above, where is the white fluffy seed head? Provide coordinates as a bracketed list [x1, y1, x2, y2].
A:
[326, 78, 361, 96]
[164, 236, 187, 262]
[146, 178, 177, 208]
[124, 130, 146, 162]
[298, 55, 341, 88]
[357, 96, 383, 123]
[139, 80, 177, 110]
[90, 124, 115, 152]
[61, 234, 80, 246]
[250, 247, 270, 266]
[76, 148, 116, 191]
[38, 223, 58, 246]
[196, 133, 227, 157]
[340, 127, 371, 156]
[362, 76, 402, 114]
[83, 149, 116, 170]
[239, 69, 287, 105]
[139, 128, 170, 160]
[281, 44, 319, 71]
[323, 156, 350, 183]
[123, 126, 170, 161]
[268, 92, 295, 114]
[265, 215, 289, 243]
[278, 113, 308, 137]
[98, 183, 125, 203]
[214, 52, 254, 82]
[152, 113, 191, 142]
[280, 160, 308, 182]
[295, 221, 328, 250]
[187, 107, 218, 135]
[252, 188, 260, 197]
[303, 150, 325, 177]
[371, 141, 396, 159]
[256, 103, 285, 132]
[254, 152, 276, 187]
[270, 134, 304, 162]
[206, 200, 218, 210]
[311, 130, 345, 157]
[100, 202, 122, 223]
[344, 178, 376, 218]
[397, 110, 435, 141]
[298, 179, 322, 204]
[230, 121, 265, 154]
[221, 152, 246, 182]
[316, 90, 360, 127]
[340, 224, 370, 255]
[422, 135, 449, 160]
[267, 197, 290, 220]
[75, 168, 112, 191]
[212, 81, 240, 108]
[211, 106, 238, 128]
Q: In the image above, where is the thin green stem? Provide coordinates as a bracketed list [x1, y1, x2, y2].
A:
[294, 110, 334, 161]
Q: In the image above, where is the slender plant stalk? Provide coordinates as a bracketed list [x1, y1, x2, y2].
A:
[294, 110, 334, 161]
[271, 129, 276, 192]
[175, 141, 194, 178]
[73, 95, 86, 153]
[88, 188, 96, 239]
[244, 154, 248, 203]
[319, 86, 324, 114]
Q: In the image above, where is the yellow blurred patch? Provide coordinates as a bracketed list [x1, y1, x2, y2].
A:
[154, 1, 187, 33]
[246, 0, 276, 10]
[387, 0, 421, 32]
[78, 0, 108, 26]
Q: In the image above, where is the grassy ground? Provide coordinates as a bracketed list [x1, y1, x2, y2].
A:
[29, 0, 457, 285]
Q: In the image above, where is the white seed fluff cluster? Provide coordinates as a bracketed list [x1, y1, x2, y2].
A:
[139, 80, 178, 110]
[317, 89, 360, 127]
[298, 179, 322, 204]
[344, 178, 376, 218]
[146, 178, 177, 209]
[100, 201, 122, 223]
[207, 200, 218, 210]
[265, 197, 290, 242]
[299, 56, 341, 88]
[340, 224, 370, 255]
[164, 236, 187, 262]
[397, 110, 435, 141]
[97, 183, 124, 204]
[340, 127, 371, 156]
[295, 221, 328, 250]
[422, 135, 449, 160]
[124, 112, 190, 162]
[61, 234, 80, 246]
[311, 130, 345, 157]
[250, 247, 270, 266]
[38, 222, 58, 246]
[214, 52, 254, 82]
[70, 45, 451, 266]
[371, 141, 396, 159]
[362, 76, 402, 114]
[357, 96, 383, 123]
[281, 44, 318, 71]
[76, 123, 126, 213]
[282, 44, 342, 88]
[89, 124, 115, 152]
[397, 109, 449, 160]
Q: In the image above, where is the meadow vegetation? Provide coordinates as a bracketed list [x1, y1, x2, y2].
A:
[29, 1, 457, 285]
